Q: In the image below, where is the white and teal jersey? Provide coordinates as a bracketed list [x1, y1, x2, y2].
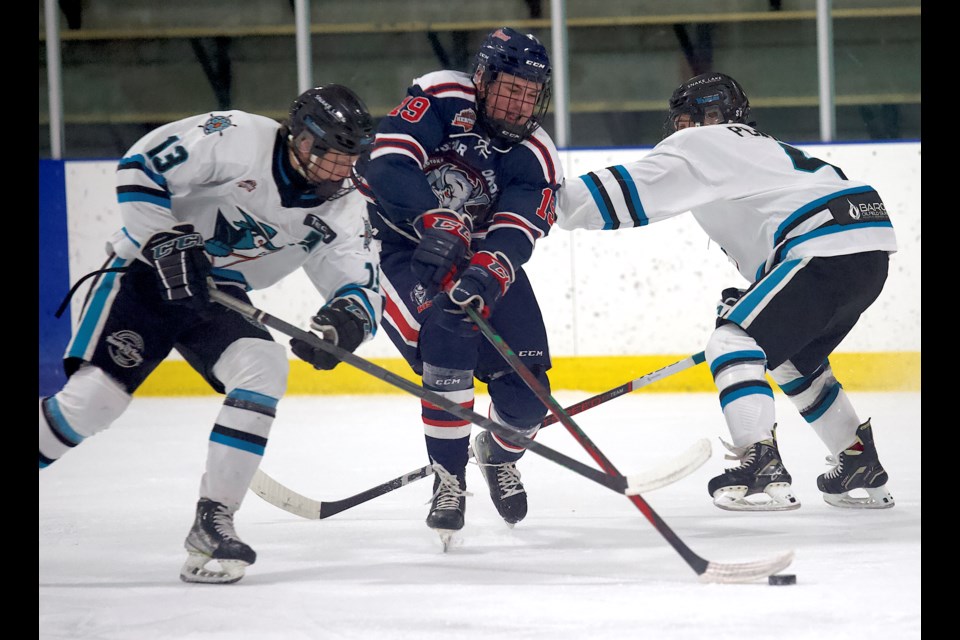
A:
[107, 111, 382, 336]
[557, 123, 897, 283]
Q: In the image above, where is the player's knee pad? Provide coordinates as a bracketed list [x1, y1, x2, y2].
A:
[213, 337, 289, 399]
[706, 324, 768, 392]
[40, 365, 131, 467]
[487, 367, 549, 430]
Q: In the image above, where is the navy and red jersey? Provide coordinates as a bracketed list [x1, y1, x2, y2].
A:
[355, 69, 563, 272]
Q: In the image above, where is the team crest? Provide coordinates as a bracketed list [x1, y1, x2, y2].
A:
[412, 283, 432, 312]
[427, 164, 492, 218]
[200, 115, 235, 136]
[106, 330, 145, 368]
[451, 109, 476, 132]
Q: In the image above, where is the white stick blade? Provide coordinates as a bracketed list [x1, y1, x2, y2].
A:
[249, 469, 322, 519]
[624, 438, 712, 495]
[699, 550, 795, 584]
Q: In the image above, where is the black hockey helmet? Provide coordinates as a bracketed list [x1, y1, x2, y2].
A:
[472, 26, 552, 146]
[665, 72, 752, 134]
[286, 84, 374, 157]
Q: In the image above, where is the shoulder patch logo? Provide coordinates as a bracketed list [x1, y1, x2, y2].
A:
[237, 180, 257, 192]
[200, 115, 235, 136]
[452, 109, 476, 132]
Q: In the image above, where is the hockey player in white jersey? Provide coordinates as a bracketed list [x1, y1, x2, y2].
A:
[38, 85, 384, 582]
[558, 72, 896, 512]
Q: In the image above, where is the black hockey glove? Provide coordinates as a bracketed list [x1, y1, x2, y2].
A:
[433, 251, 514, 336]
[715, 287, 746, 327]
[290, 298, 371, 370]
[411, 208, 472, 294]
[141, 224, 211, 311]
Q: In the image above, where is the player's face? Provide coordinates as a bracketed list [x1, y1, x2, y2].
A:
[483, 73, 543, 125]
[291, 135, 358, 184]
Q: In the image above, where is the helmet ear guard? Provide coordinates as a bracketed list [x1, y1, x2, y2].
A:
[665, 72, 752, 135]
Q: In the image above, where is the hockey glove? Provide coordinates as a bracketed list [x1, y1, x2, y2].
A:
[715, 287, 746, 327]
[411, 208, 472, 294]
[141, 224, 211, 311]
[433, 251, 514, 336]
[290, 298, 371, 370]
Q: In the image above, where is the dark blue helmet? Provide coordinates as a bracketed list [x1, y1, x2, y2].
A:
[666, 72, 752, 135]
[473, 27, 552, 146]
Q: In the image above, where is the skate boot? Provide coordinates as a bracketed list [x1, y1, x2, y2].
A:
[426, 463, 469, 552]
[180, 498, 256, 584]
[707, 426, 800, 511]
[818, 419, 894, 509]
[473, 429, 527, 526]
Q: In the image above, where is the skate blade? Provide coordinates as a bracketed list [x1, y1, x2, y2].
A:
[823, 485, 895, 509]
[180, 552, 248, 584]
[713, 483, 801, 512]
[434, 529, 462, 553]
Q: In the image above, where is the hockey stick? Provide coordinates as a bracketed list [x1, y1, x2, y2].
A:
[252, 439, 711, 520]
[250, 351, 708, 519]
[209, 287, 657, 496]
[464, 305, 794, 584]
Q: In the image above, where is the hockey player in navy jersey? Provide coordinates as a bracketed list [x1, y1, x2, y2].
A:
[39, 85, 384, 583]
[355, 26, 563, 546]
[558, 72, 896, 512]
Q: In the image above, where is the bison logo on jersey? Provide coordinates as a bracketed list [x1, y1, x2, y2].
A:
[427, 164, 492, 218]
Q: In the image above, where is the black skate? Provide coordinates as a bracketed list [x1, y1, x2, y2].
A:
[818, 419, 894, 509]
[426, 463, 469, 552]
[180, 498, 256, 584]
[473, 429, 527, 526]
[707, 427, 800, 511]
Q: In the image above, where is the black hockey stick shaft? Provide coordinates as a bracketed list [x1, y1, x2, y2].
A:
[207, 288, 627, 494]
[314, 351, 706, 517]
[465, 305, 711, 576]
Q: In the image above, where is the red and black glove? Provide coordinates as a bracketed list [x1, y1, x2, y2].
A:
[432, 251, 514, 336]
[411, 208, 472, 294]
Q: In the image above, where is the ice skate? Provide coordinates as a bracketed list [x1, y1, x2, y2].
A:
[426, 463, 469, 552]
[708, 427, 800, 511]
[180, 498, 256, 584]
[473, 430, 527, 526]
[818, 419, 894, 509]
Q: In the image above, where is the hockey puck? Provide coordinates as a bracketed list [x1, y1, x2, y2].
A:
[768, 574, 797, 586]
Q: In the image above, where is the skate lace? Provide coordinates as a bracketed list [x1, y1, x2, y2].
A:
[719, 438, 753, 467]
[211, 505, 240, 541]
[429, 463, 470, 510]
[481, 461, 523, 498]
[823, 454, 844, 479]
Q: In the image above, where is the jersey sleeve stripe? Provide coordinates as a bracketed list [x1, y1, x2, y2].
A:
[609, 165, 648, 227]
[581, 172, 619, 229]
[422, 81, 476, 100]
[116, 185, 171, 207]
[116, 187, 172, 208]
[371, 134, 427, 167]
[117, 155, 167, 189]
[522, 135, 558, 183]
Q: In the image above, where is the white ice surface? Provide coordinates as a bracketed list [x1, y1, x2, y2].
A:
[40, 391, 920, 640]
